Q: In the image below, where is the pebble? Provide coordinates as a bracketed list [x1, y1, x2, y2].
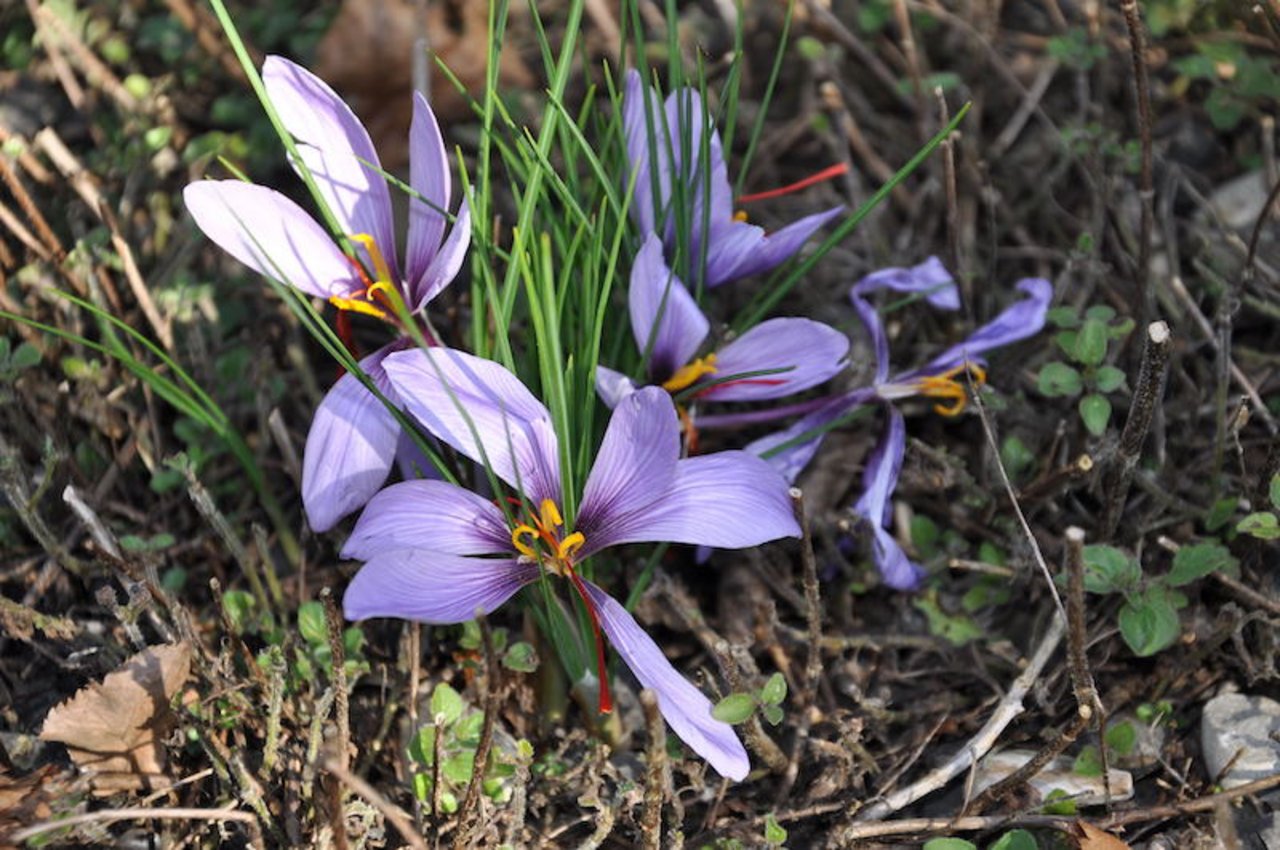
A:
[1199, 692, 1280, 795]
[973, 749, 1134, 807]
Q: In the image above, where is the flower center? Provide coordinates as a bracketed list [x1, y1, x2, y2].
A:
[661, 353, 718, 394]
[329, 233, 396, 320]
[912, 363, 987, 416]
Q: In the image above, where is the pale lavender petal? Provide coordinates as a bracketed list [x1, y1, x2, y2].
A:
[263, 56, 397, 280]
[701, 222, 767, 288]
[669, 87, 733, 236]
[580, 581, 750, 781]
[594, 365, 639, 409]
[916, 278, 1053, 376]
[302, 348, 400, 532]
[184, 181, 357, 299]
[851, 256, 960, 310]
[630, 234, 709, 379]
[341, 479, 510, 560]
[344, 551, 539, 623]
[410, 198, 471, 312]
[850, 407, 925, 589]
[851, 281, 892, 383]
[577, 387, 679, 552]
[381, 348, 559, 503]
[867, 525, 926, 590]
[707, 206, 843, 287]
[697, 318, 849, 402]
[744, 388, 876, 483]
[395, 431, 439, 480]
[589, 451, 799, 552]
[623, 70, 664, 235]
[405, 91, 451, 287]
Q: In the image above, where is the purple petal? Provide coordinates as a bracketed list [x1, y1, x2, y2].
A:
[744, 389, 875, 483]
[302, 348, 401, 532]
[589, 451, 799, 551]
[341, 479, 511, 560]
[701, 221, 767, 288]
[698, 318, 849, 402]
[263, 56, 397, 280]
[594, 365, 639, 409]
[706, 206, 843, 287]
[381, 348, 560, 504]
[577, 387, 679, 554]
[405, 91, 451, 286]
[344, 551, 539, 623]
[850, 407, 925, 589]
[623, 70, 664, 235]
[917, 277, 1053, 376]
[410, 198, 471, 312]
[580, 581, 750, 780]
[851, 256, 959, 383]
[395, 430, 440, 480]
[867, 525, 927, 590]
[184, 181, 357, 299]
[630, 234, 708, 379]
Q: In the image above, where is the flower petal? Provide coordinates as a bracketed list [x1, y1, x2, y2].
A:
[341, 479, 511, 560]
[698, 318, 849, 402]
[594, 365, 639, 409]
[630, 234, 708, 380]
[381, 348, 559, 503]
[577, 387, 679, 553]
[410, 198, 471, 312]
[405, 91, 451, 287]
[184, 181, 357, 299]
[590, 451, 799, 551]
[344, 551, 539, 623]
[264, 56, 397, 277]
[744, 388, 876, 483]
[850, 256, 959, 382]
[850, 407, 925, 589]
[706, 206, 843, 287]
[580, 580, 750, 781]
[623, 70, 665, 236]
[302, 348, 401, 532]
[917, 277, 1053, 376]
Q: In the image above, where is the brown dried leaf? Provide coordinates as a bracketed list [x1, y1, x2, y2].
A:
[1075, 821, 1133, 850]
[0, 765, 68, 832]
[314, 0, 535, 168]
[39, 642, 191, 794]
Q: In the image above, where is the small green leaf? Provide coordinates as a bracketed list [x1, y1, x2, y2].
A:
[442, 751, 475, 785]
[502, 641, 539, 673]
[761, 704, 784, 726]
[1073, 744, 1102, 776]
[1118, 586, 1182, 657]
[221, 590, 255, 635]
[297, 601, 328, 646]
[439, 790, 458, 814]
[1167, 541, 1239, 586]
[1205, 497, 1239, 532]
[914, 591, 983, 646]
[1038, 362, 1083, 397]
[1074, 318, 1109, 367]
[1040, 788, 1077, 815]
[1078, 393, 1111, 436]
[1105, 720, 1137, 756]
[10, 342, 40, 370]
[144, 125, 173, 152]
[761, 672, 787, 706]
[989, 828, 1039, 850]
[712, 693, 758, 725]
[1055, 330, 1078, 357]
[1000, 435, 1034, 479]
[1081, 545, 1141, 594]
[764, 813, 788, 846]
[922, 840, 977, 850]
[1107, 317, 1136, 338]
[409, 726, 437, 765]
[1093, 365, 1127, 393]
[911, 514, 940, 558]
[1270, 474, 1280, 510]
[1084, 304, 1117, 322]
[431, 683, 465, 726]
[1237, 512, 1280, 540]
[1047, 307, 1080, 329]
[413, 771, 431, 801]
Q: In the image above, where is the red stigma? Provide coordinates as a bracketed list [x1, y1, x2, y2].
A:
[566, 568, 613, 715]
[737, 162, 849, 204]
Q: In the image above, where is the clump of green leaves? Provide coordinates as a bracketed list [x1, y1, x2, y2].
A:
[1234, 474, 1280, 541]
[1172, 41, 1280, 131]
[219, 593, 368, 689]
[1077, 541, 1238, 656]
[1073, 719, 1138, 776]
[712, 672, 788, 727]
[1038, 305, 1134, 436]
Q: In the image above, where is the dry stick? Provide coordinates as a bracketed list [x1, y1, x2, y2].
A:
[1016, 453, 1094, 503]
[0, 197, 52, 261]
[893, 0, 928, 143]
[640, 689, 667, 850]
[8, 806, 265, 848]
[0, 155, 63, 261]
[801, 0, 916, 113]
[406, 622, 425, 834]
[1119, 0, 1155, 329]
[454, 612, 500, 850]
[321, 588, 352, 850]
[1101, 321, 1171, 539]
[936, 88, 962, 294]
[324, 756, 429, 850]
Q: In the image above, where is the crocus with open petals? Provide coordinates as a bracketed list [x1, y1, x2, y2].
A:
[184, 56, 470, 531]
[343, 348, 800, 780]
[748, 257, 1052, 588]
[624, 70, 842, 288]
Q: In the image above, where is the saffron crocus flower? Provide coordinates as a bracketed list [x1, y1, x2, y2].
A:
[184, 56, 470, 531]
[624, 70, 842, 288]
[342, 348, 800, 780]
[596, 234, 849, 426]
[748, 257, 1052, 588]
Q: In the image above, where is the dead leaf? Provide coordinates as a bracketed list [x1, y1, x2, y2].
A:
[1075, 821, 1133, 850]
[0, 765, 74, 834]
[40, 642, 191, 794]
[314, 0, 535, 168]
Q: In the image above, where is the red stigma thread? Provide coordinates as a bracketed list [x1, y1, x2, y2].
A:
[566, 568, 613, 714]
[737, 162, 849, 204]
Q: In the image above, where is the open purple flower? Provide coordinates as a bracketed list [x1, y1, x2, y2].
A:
[748, 257, 1052, 588]
[343, 348, 800, 779]
[596, 235, 849, 428]
[184, 56, 470, 531]
[624, 70, 842, 289]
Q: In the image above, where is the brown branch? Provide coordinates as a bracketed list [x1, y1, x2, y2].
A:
[324, 757, 429, 850]
[1119, 0, 1155, 327]
[640, 689, 666, 850]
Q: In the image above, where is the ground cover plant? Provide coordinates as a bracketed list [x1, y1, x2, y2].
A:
[1, 0, 1278, 848]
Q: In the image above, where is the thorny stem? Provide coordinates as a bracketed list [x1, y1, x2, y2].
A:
[454, 611, 500, 849]
[640, 689, 666, 850]
[1119, 0, 1154, 329]
[1101, 321, 1171, 539]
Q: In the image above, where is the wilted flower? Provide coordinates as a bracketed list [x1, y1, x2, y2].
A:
[184, 56, 470, 531]
[343, 348, 801, 780]
[749, 257, 1052, 588]
[623, 70, 842, 288]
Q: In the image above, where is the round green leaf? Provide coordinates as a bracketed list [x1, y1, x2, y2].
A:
[1093, 365, 1127, 393]
[1118, 587, 1182, 657]
[1078, 393, 1111, 436]
[1081, 545, 1141, 594]
[761, 672, 787, 706]
[1167, 541, 1238, 586]
[712, 693, 757, 725]
[296, 601, 328, 646]
[1237, 512, 1280, 540]
[1105, 720, 1137, 756]
[764, 813, 788, 846]
[1074, 318, 1109, 366]
[431, 682, 465, 726]
[922, 840, 977, 850]
[989, 828, 1039, 850]
[502, 641, 539, 673]
[1038, 362, 1083, 397]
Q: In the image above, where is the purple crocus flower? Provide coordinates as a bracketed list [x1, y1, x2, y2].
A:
[748, 257, 1052, 588]
[343, 347, 801, 780]
[624, 70, 842, 288]
[183, 56, 470, 531]
[596, 234, 849, 427]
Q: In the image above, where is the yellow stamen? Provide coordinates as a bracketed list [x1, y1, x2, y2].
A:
[661, 354, 718, 394]
[913, 364, 987, 416]
[328, 295, 389, 319]
[732, 210, 749, 223]
[509, 498, 586, 574]
[511, 525, 540, 560]
[350, 233, 393, 288]
[329, 234, 398, 319]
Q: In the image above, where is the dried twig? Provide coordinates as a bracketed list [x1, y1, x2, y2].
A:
[1119, 0, 1155, 327]
[640, 689, 666, 850]
[8, 806, 265, 848]
[454, 611, 500, 849]
[324, 756, 429, 850]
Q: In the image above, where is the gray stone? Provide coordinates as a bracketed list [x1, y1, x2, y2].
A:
[973, 749, 1134, 807]
[1200, 693, 1280, 793]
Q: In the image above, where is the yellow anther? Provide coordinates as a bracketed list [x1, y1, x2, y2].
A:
[510, 499, 585, 573]
[662, 354, 719, 394]
[732, 210, 749, 223]
[511, 524, 540, 560]
[328, 294, 389, 319]
[350, 233, 393, 287]
[913, 364, 987, 417]
[538, 499, 563, 531]
[558, 532, 585, 563]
